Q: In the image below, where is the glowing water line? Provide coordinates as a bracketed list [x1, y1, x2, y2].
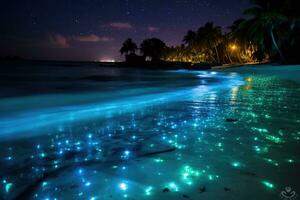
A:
[0, 72, 244, 139]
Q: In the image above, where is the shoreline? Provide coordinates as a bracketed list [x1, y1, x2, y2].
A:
[1, 59, 299, 74]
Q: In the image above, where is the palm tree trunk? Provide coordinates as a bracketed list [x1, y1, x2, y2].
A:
[270, 28, 284, 62]
[238, 53, 243, 63]
[226, 52, 233, 64]
[290, 19, 295, 32]
[214, 46, 220, 64]
[209, 51, 217, 63]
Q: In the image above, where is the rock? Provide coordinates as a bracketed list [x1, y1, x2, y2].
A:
[182, 194, 190, 198]
[69, 184, 79, 189]
[199, 186, 206, 193]
[163, 188, 170, 192]
[225, 118, 238, 122]
[224, 187, 231, 191]
[239, 170, 256, 176]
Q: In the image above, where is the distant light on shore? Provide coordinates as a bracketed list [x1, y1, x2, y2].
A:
[100, 59, 116, 62]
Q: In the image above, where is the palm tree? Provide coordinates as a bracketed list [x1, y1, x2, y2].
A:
[120, 38, 138, 55]
[140, 38, 166, 62]
[228, 18, 253, 63]
[242, 0, 288, 62]
[197, 22, 223, 63]
[183, 30, 197, 46]
[181, 23, 224, 63]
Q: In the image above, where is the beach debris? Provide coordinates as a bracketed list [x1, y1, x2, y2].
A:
[239, 170, 256, 176]
[225, 118, 238, 122]
[69, 184, 79, 189]
[199, 186, 206, 193]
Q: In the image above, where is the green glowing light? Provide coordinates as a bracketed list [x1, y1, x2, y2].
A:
[207, 174, 219, 181]
[145, 186, 153, 196]
[42, 181, 48, 187]
[182, 166, 201, 178]
[40, 153, 46, 158]
[294, 137, 300, 140]
[263, 158, 279, 166]
[180, 165, 201, 185]
[168, 182, 179, 192]
[231, 161, 241, 168]
[254, 146, 268, 153]
[265, 114, 271, 119]
[183, 173, 189, 179]
[252, 127, 269, 133]
[154, 158, 164, 163]
[254, 146, 261, 152]
[5, 183, 13, 193]
[262, 181, 274, 189]
[249, 112, 258, 118]
[278, 129, 284, 136]
[287, 159, 294, 163]
[265, 135, 283, 144]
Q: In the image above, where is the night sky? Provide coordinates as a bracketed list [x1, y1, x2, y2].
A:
[0, 0, 250, 61]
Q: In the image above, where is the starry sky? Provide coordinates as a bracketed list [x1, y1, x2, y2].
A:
[0, 0, 250, 61]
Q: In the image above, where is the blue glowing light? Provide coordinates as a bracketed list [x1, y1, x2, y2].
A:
[119, 182, 128, 191]
[85, 182, 91, 187]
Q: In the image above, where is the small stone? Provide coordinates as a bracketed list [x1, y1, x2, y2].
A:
[69, 184, 79, 189]
[239, 170, 256, 176]
[163, 188, 170, 192]
[224, 187, 231, 191]
[199, 186, 206, 193]
[226, 118, 238, 122]
[182, 194, 190, 198]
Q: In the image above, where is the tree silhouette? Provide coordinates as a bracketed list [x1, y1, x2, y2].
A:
[241, 0, 288, 61]
[119, 0, 300, 65]
[140, 38, 166, 62]
[120, 38, 138, 56]
[181, 22, 223, 63]
[197, 22, 223, 64]
[183, 30, 197, 46]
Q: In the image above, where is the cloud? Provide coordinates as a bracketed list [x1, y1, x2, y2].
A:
[40, 33, 113, 49]
[148, 26, 159, 32]
[72, 34, 114, 42]
[110, 22, 133, 29]
[46, 34, 70, 48]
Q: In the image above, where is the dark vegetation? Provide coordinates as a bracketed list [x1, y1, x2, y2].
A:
[120, 0, 300, 68]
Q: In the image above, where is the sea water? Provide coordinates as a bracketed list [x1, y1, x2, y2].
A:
[0, 63, 299, 200]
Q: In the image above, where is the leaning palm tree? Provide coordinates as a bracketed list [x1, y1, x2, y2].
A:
[242, 0, 288, 62]
[120, 38, 138, 55]
[183, 30, 197, 47]
[228, 18, 255, 63]
[197, 22, 223, 64]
